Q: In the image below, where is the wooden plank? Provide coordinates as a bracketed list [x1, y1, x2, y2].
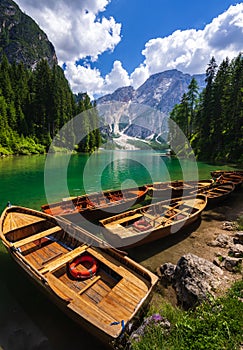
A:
[105, 213, 143, 226]
[117, 278, 148, 299]
[103, 288, 138, 313]
[98, 294, 132, 320]
[78, 275, 101, 295]
[39, 245, 88, 274]
[46, 272, 120, 336]
[12, 226, 61, 248]
[68, 302, 121, 337]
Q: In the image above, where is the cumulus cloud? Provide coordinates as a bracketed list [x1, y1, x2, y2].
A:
[104, 61, 131, 92]
[65, 60, 131, 98]
[16, 0, 121, 63]
[15, 1, 243, 97]
[132, 3, 243, 88]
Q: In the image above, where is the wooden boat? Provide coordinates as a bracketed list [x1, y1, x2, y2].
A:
[100, 194, 207, 249]
[210, 171, 243, 190]
[211, 170, 243, 178]
[148, 179, 213, 199]
[197, 181, 235, 206]
[0, 206, 158, 348]
[41, 186, 149, 221]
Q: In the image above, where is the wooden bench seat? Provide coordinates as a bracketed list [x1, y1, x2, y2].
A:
[40, 244, 88, 274]
[12, 226, 62, 249]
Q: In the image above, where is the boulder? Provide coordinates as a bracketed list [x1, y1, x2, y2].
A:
[207, 233, 233, 248]
[223, 256, 242, 272]
[228, 244, 243, 258]
[222, 221, 236, 231]
[158, 253, 226, 309]
[234, 231, 243, 245]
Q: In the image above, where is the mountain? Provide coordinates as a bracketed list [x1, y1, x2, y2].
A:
[97, 69, 205, 110]
[96, 70, 205, 149]
[0, 0, 57, 68]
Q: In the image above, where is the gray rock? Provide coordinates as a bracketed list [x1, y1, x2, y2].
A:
[228, 244, 243, 258]
[222, 221, 236, 231]
[169, 253, 224, 309]
[223, 257, 242, 272]
[234, 232, 243, 244]
[157, 262, 176, 283]
[208, 234, 233, 248]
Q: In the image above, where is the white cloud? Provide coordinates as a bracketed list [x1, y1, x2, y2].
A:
[16, 0, 121, 63]
[134, 3, 243, 85]
[15, 1, 243, 98]
[65, 60, 131, 99]
[104, 61, 131, 92]
[64, 62, 104, 99]
[130, 64, 149, 89]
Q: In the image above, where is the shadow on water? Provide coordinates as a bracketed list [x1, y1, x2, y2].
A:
[127, 219, 202, 263]
[0, 246, 107, 350]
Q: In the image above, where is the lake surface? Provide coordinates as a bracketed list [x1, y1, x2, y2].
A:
[0, 150, 237, 349]
[0, 150, 235, 213]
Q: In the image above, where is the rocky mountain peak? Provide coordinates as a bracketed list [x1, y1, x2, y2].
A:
[0, 0, 57, 68]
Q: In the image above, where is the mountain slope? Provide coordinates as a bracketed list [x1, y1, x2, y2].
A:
[96, 70, 205, 148]
[0, 0, 57, 68]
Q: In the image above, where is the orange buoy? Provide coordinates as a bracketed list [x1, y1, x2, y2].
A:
[68, 254, 98, 279]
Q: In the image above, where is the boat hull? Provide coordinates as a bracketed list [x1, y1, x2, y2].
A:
[0, 206, 158, 349]
[100, 194, 207, 249]
[148, 180, 213, 200]
[42, 186, 148, 221]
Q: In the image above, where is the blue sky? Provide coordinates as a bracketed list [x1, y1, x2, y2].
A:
[15, 1, 243, 98]
[96, 0, 240, 75]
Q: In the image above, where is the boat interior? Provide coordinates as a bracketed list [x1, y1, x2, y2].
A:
[2, 210, 153, 338]
[101, 197, 203, 236]
[42, 186, 147, 216]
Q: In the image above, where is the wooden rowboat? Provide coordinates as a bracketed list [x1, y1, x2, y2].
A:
[100, 194, 207, 249]
[41, 186, 149, 221]
[0, 206, 158, 348]
[197, 181, 235, 206]
[148, 179, 213, 199]
[211, 170, 243, 178]
[211, 170, 243, 189]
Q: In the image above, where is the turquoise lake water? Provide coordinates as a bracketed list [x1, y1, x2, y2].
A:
[0, 150, 234, 213]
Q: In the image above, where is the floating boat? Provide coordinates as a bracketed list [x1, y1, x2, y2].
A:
[210, 171, 243, 190]
[41, 186, 149, 221]
[197, 181, 235, 206]
[0, 206, 158, 348]
[148, 179, 213, 199]
[100, 194, 207, 249]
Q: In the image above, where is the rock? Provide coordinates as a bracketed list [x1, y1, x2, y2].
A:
[234, 232, 243, 244]
[171, 253, 225, 309]
[207, 233, 233, 248]
[128, 313, 170, 346]
[222, 221, 236, 231]
[223, 257, 242, 272]
[228, 244, 243, 258]
[157, 262, 176, 283]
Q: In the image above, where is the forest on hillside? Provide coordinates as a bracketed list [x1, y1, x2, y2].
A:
[170, 53, 243, 165]
[0, 56, 101, 155]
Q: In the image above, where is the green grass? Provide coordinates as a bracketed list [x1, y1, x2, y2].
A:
[130, 280, 243, 350]
[236, 216, 243, 230]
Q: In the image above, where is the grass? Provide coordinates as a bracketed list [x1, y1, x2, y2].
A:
[236, 216, 243, 230]
[129, 280, 243, 350]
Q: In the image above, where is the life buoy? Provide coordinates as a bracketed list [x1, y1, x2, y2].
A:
[68, 254, 98, 279]
[133, 219, 151, 232]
